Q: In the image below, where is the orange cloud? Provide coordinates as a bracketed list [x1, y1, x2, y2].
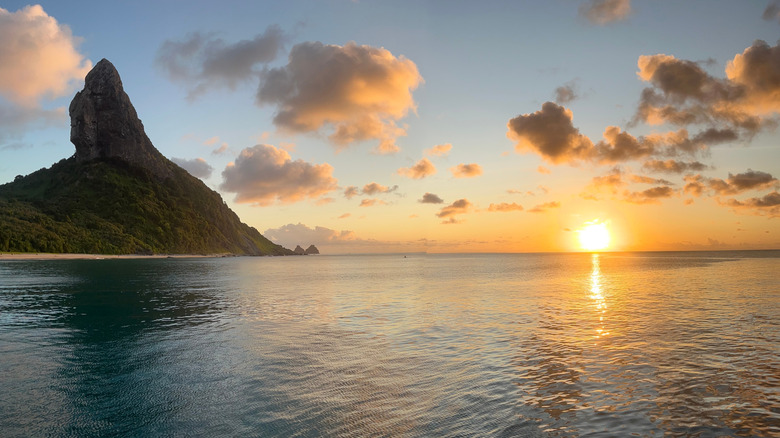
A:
[720, 192, 780, 217]
[257, 41, 423, 154]
[487, 202, 524, 212]
[684, 170, 777, 197]
[0, 5, 92, 105]
[359, 198, 387, 207]
[398, 157, 436, 179]
[537, 165, 551, 174]
[362, 182, 398, 195]
[528, 201, 561, 213]
[579, 0, 631, 25]
[425, 143, 452, 157]
[450, 163, 483, 178]
[220, 144, 337, 205]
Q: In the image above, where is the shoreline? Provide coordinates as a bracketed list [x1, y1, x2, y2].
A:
[0, 253, 232, 261]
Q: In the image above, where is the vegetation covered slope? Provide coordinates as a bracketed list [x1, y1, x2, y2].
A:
[0, 157, 291, 255]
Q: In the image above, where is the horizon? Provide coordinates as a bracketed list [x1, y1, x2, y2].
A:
[1, 1, 779, 254]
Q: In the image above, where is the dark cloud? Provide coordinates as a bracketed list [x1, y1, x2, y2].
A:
[594, 126, 655, 163]
[629, 175, 673, 186]
[554, 80, 579, 104]
[220, 144, 337, 205]
[171, 157, 214, 179]
[634, 41, 780, 142]
[487, 202, 524, 212]
[0, 104, 65, 147]
[419, 192, 444, 204]
[450, 163, 483, 178]
[720, 191, 780, 217]
[507, 102, 593, 164]
[579, 0, 631, 25]
[683, 170, 777, 197]
[764, 1, 780, 23]
[257, 41, 423, 153]
[528, 201, 561, 213]
[436, 199, 472, 221]
[623, 186, 675, 204]
[642, 159, 709, 174]
[398, 157, 436, 179]
[156, 25, 287, 98]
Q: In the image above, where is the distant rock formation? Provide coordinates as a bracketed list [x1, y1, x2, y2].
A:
[70, 59, 172, 179]
[305, 245, 320, 255]
[294, 245, 306, 255]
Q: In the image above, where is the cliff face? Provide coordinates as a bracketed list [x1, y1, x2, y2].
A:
[70, 59, 172, 179]
[0, 59, 292, 256]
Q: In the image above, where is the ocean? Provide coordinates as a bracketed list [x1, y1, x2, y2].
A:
[1, 251, 778, 437]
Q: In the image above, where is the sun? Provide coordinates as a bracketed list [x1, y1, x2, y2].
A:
[578, 220, 611, 251]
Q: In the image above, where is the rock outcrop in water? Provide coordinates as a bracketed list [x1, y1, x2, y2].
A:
[0, 59, 293, 256]
[305, 245, 320, 255]
[70, 59, 172, 179]
[294, 245, 306, 255]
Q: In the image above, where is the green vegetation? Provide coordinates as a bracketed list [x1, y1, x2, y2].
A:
[0, 157, 292, 255]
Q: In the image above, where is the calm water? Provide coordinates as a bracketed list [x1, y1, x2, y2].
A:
[1, 252, 778, 437]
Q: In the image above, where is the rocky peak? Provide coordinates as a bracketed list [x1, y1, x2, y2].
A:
[293, 245, 306, 255]
[305, 245, 319, 255]
[70, 59, 172, 179]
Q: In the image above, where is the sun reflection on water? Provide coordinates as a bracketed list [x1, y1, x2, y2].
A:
[590, 253, 609, 339]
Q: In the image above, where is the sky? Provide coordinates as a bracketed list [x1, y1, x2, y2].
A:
[0, 0, 779, 253]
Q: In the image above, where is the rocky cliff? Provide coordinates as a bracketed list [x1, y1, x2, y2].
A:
[0, 59, 292, 256]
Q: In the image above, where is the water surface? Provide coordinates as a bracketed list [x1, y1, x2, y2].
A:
[1, 252, 778, 436]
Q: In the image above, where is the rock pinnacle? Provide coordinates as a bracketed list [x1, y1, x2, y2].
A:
[69, 59, 172, 179]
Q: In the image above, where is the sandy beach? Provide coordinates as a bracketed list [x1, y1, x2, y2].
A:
[0, 253, 230, 261]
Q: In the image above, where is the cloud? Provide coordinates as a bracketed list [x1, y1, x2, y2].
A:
[419, 192, 444, 204]
[623, 186, 676, 204]
[507, 102, 594, 164]
[642, 159, 709, 174]
[634, 41, 780, 140]
[212, 143, 230, 155]
[359, 198, 386, 207]
[708, 170, 778, 195]
[0, 104, 65, 147]
[684, 170, 778, 197]
[528, 201, 561, 213]
[398, 157, 436, 179]
[0, 5, 92, 105]
[765, 1, 780, 23]
[257, 41, 423, 153]
[338, 213, 351, 219]
[171, 157, 214, 179]
[156, 25, 287, 98]
[554, 80, 579, 104]
[594, 126, 655, 163]
[343, 186, 359, 199]
[537, 165, 551, 174]
[263, 222, 358, 248]
[362, 182, 398, 195]
[720, 191, 780, 217]
[629, 175, 673, 185]
[450, 163, 483, 178]
[436, 199, 472, 222]
[579, 0, 631, 25]
[425, 143, 452, 157]
[220, 144, 337, 205]
[487, 202, 524, 212]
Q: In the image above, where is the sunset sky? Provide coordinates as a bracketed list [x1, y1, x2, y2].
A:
[1, 1, 778, 253]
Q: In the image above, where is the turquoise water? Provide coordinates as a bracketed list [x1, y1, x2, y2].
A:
[1, 252, 778, 437]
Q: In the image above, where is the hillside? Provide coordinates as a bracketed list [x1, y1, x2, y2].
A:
[0, 59, 292, 256]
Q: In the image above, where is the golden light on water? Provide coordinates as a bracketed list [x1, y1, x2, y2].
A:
[578, 220, 611, 252]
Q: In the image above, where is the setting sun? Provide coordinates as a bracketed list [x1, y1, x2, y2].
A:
[578, 221, 610, 251]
